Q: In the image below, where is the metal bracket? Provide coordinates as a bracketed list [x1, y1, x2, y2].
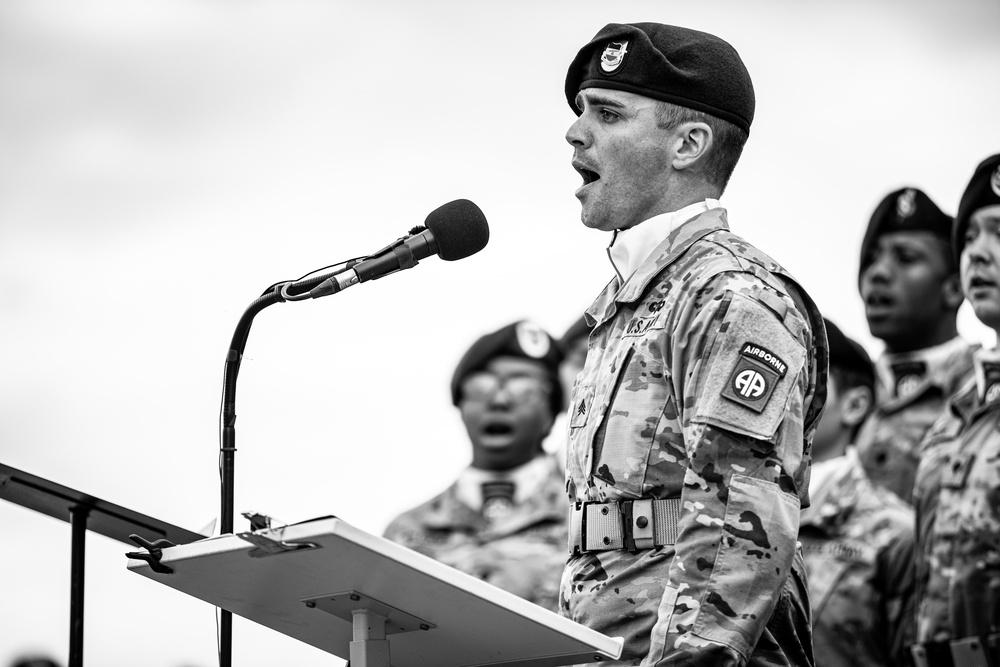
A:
[302, 590, 436, 635]
[236, 531, 319, 558]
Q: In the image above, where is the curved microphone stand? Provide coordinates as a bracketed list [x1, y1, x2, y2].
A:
[215, 266, 352, 667]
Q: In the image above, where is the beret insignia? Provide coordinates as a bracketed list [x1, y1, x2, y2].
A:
[599, 41, 629, 74]
[515, 320, 551, 359]
[896, 188, 917, 220]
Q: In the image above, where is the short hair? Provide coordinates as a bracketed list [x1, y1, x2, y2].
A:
[654, 101, 748, 192]
[829, 364, 874, 397]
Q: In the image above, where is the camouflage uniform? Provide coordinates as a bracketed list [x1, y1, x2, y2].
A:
[855, 337, 976, 504]
[561, 208, 826, 666]
[383, 453, 567, 612]
[799, 449, 916, 666]
[913, 348, 1000, 652]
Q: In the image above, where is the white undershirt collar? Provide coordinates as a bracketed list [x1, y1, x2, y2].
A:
[608, 199, 722, 281]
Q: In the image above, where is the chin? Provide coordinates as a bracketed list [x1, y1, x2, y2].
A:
[971, 303, 1000, 332]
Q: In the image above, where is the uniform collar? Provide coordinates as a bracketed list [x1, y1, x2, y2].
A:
[607, 199, 721, 282]
[585, 205, 730, 328]
[973, 346, 1000, 406]
[874, 336, 974, 403]
[454, 454, 555, 511]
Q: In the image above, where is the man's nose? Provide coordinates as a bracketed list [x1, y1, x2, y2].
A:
[862, 254, 892, 284]
[566, 115, 590, 148]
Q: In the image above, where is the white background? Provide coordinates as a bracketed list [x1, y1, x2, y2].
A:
[2, 1, 999, 665]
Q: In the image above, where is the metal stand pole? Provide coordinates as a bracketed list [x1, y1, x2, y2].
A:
[69, 505, 90, 667]
[350, 609, 392, 667]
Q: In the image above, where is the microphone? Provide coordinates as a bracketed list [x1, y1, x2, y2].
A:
[309, 199, 489, 298]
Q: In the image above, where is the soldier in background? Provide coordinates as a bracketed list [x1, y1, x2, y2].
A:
[855, 187, 977, 505]
[911, 153, 1000, 665]
[383, 320, 567, 612]
[560, 22, 826, 666]
[799, 318, 915, 666]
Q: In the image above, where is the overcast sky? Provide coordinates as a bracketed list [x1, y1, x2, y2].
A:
[2, 1, 1000, 665]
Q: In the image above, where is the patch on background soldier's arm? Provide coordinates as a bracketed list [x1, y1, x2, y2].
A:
[692, 292, 806, 441]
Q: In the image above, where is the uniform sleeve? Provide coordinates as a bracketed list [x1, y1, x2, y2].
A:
[644, 278, 812, 666]
[877, 527, 917, 667]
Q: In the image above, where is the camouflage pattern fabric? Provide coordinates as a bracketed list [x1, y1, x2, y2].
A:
[383, 454, 567, 612]
[799, 450, 916, 666]
[561, 208, 827, 666]
[914, 348, 1000, 643]
[854, 338, 976, 504]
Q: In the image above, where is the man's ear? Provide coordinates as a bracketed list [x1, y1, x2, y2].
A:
[840, 385, 873, 428]
[942, 272, 964, 310]
[671, 122, 713, 171]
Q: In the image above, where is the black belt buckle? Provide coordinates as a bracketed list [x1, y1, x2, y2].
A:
[574, 500, 586, 556]
[620, 500, 637, 553]
[925, 639, 954, 667]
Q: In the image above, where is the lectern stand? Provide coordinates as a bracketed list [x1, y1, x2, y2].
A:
[0, 462, 208, 667]
[127, 515, 624, 667]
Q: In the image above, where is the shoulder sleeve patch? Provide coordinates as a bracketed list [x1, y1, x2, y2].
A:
[691, 292, 806, 440]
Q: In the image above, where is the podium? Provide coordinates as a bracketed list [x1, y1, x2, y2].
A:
[127, 515, 623, 667]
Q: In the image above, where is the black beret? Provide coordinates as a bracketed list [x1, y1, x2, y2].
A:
[565, 22, 755, 134]
[451, 321, 564, 415]
[824, 318, 874, 391]
[858, 187, 953, 281]
[953, 153, 1000, 260]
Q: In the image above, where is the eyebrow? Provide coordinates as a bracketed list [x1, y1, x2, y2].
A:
[576, 91, 628, 112]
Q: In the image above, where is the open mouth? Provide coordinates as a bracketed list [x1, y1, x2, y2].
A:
[865, 291, 893, 307]
[969, 276, 996, 289]
[573, 160, 601, 186]
[483, 423, 513, 436]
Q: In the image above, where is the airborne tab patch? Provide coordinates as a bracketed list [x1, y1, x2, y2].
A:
[721, 343, 788, 413]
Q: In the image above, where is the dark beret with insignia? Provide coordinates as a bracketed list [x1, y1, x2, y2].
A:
[953, 153, 1000, 260]
[858, 187, 954, 281]
[824, 318, 874, 392]
[451, 321, 564, 414]
[565, 22, 755, 134]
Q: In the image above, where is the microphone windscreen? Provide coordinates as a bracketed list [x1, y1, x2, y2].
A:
[424, 199, 490, 261]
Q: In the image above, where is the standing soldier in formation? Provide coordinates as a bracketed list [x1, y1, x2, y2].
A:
[799, 318, 915, 666]
[559, 22, 827, 666]
[383, 320, 568, 612]
[855, 187, 976, 505]
[911, 153, 1000, 667]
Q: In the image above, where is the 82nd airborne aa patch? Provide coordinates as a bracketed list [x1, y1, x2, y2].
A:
[721, 342, 789, 413]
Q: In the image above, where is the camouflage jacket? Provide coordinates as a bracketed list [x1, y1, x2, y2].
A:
[799, 449, 916, 666]
[382, 454, 567, 612]
[914, 348, 1000, 643]
[561, 209, 827, 666]
[855, 337, 976, 504]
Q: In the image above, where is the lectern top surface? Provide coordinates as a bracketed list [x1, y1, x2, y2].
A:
[127, 515, 623, 667]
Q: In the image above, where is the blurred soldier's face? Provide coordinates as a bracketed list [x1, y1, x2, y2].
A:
[566, 88, 675, 232]
[961, 205, 1000, 332]
[811, 373, 872, 464]
[859, 231, 956, 351]
[459, 356, 554, 471]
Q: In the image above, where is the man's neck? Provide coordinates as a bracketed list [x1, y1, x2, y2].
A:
[883, 322, 959, 354]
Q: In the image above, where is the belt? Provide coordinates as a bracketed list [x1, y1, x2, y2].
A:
[568, 498, 682, 556]
[911, 633, 1000, 667]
